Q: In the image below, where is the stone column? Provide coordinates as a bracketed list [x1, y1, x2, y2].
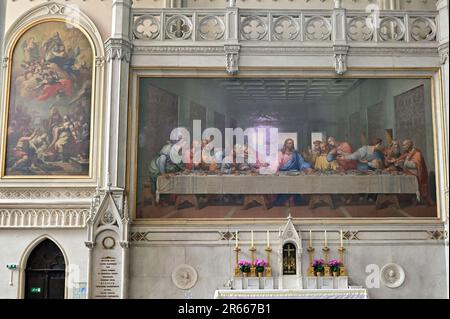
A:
[225, 4, 240, 74]
[119, 197, 130, 299]
[104, 0, 133, 189]
[379, 0, 399, 10]
[437, 0, 449, 161]
[332, 1, 349, 74]
[120, 241, 130, 298]
[436, 0, 449, 299]
[84, 241, 95, 299]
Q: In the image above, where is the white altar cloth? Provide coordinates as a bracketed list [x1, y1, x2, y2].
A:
[214, 289, 368, 299]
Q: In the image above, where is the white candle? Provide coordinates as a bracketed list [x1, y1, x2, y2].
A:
[236, 231, 238, 248]
[324, 230, 327, 247]
[309, 230, 312, 247]
[340, 230, 343, 248]
[267, 230, 270, 247]
[251, 230, 254, 247]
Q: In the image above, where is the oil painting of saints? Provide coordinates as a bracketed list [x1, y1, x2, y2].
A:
[2, 21, 93, 177]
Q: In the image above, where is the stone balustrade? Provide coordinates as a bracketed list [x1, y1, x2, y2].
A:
[131, 8, 438, 45]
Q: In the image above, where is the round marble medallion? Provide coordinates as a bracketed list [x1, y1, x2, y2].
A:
[172, 264, 198, 290]
[102, 236, 116, 249]
[380, 263, 405, 288]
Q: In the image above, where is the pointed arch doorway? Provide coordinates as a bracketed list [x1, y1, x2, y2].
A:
[24, 239, 66, 299]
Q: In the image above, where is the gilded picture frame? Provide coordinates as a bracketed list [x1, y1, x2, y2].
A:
[127, 68, 447, 225]
[0, 18, 96, 179]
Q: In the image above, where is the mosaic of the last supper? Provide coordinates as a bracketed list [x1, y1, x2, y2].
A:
[135, 77, 438, 219]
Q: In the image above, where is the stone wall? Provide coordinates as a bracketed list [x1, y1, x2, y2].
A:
[128, 224, 447, 299]
[4, 0, 113, 39]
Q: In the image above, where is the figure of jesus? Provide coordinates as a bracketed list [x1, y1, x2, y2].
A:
[278, 138, 313, 173]
[275, 138, 313, 207]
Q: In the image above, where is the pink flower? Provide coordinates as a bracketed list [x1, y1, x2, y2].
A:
[328, 259, 341, 268]
[254, 259, 267, 267]
[328, 259, 341, 272]
[238, 260, 251, 267]
[312, 259, 325, 267]
[238, 260, 251, 272]
[312, 259, 325, 272]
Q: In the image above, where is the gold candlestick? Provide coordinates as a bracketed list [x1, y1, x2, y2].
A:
[307, 246, 315, 276]
[338, 246, 347, 276]
[233, 246, 241, 276]
[265, 246, 272, 277]
[249, 246, 256, 277]
[322, 246, 330, 276]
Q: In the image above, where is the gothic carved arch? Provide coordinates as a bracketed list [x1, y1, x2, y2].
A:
[86, 188, 130, 250]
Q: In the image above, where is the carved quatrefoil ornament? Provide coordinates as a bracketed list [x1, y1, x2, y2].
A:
[380, 263, 405, 289]
[172, 264, 198, 290]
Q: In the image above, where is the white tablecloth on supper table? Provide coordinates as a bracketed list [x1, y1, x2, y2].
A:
[157, 174, 419, 195]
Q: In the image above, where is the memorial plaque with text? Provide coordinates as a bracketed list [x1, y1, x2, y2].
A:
[94, 256, 120, 298]
[93, 232, 122, 299]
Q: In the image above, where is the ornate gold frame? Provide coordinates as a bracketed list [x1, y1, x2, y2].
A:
[127, 67, 447, 225]
[0, 18, 97, 179]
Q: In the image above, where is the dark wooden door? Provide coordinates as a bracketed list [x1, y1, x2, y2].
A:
[25, 239, 66, 299]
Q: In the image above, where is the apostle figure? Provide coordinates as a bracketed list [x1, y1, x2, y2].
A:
[236, 143, 265, 173]
[274, 138, 312, 206]
[148, 140, 184, 193]
[199, 138, 213, 171]
[396, 139, 433, 206]
[278, 138, 312, 173]
[306, 140, 321, 166]
[340, 138, 385, 171]
[315, 142, 338, 171]
[384, 140, 402, 172]
[327, 136, 357, 170]
[220, 146, 236, 174]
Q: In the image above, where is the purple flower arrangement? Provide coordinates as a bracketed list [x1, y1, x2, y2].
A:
[238, 260, 251, 273]
[328, 259, 341, 273]
[254, 259, 267, 273]
[312, 259, 325, 273]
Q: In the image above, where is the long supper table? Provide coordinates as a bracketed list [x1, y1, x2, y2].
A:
[156, 173, 419, 209]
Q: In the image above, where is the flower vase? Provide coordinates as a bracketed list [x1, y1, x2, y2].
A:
[257, 272, 263, 278]
[316, 271, 322, 277]
[243, 272, 248, 277]
[333, 271, 338, 277]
